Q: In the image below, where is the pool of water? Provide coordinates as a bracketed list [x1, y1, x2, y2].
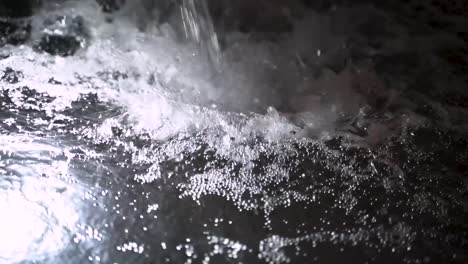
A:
[1, 0, 467, 263]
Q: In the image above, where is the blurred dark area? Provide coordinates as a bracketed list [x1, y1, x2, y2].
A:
[0, 0, 36, 17]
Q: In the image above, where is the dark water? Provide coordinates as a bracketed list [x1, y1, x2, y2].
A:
[0, 0, 467, 263]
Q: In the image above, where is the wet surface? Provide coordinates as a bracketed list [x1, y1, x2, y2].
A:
[0, 0, 468, 263]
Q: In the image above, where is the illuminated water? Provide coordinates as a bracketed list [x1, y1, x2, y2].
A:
[1, 0, 467, 263]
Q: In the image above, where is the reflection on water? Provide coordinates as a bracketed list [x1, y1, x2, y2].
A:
[0, 136, 79, 262]
[0, 0, 468, 263]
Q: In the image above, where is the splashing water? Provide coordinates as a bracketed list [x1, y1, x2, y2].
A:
[0, 0, 467, 263]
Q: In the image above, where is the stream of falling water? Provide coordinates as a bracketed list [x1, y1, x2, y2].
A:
[180, 0, 221, 70]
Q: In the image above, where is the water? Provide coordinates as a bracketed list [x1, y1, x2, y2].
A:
[180, 0, 220, 69]
[0, 0, 467, 263]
